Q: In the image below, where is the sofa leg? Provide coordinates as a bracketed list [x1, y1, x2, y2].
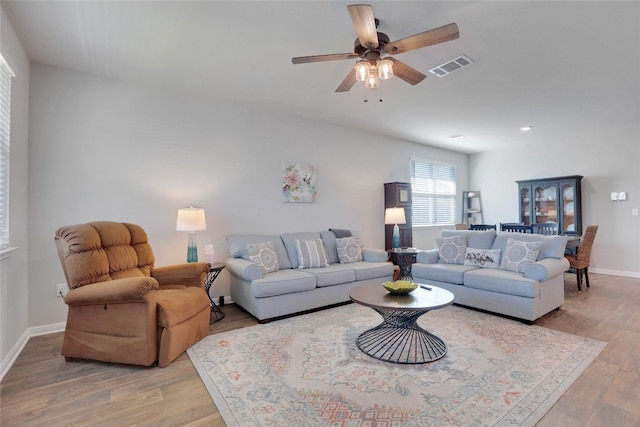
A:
[64, 356, 74, 362]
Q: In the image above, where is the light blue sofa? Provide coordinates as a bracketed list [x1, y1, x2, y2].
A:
[412, 230, 570, 322]
[225, 231, 393, 322]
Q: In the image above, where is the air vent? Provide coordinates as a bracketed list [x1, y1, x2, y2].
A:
[428, 55, 474, 77]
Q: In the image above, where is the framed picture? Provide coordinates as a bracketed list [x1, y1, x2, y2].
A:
[282, 162, 317, 203]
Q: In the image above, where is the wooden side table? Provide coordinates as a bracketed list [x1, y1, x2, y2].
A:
[204, 262, 226, 323]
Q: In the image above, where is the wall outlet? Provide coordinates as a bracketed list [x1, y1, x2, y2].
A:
[56, 284, 67, 298]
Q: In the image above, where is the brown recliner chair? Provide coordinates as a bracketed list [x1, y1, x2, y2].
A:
[55, 221, 211, 367]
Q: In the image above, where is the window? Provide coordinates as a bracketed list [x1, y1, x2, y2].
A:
[0, 54, 13, 249]
[410, 159, 457, 226]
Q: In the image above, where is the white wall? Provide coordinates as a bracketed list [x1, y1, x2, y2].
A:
[27, 63, 468, 328]
[0, 5, 30, 368]
[470, 125, 640, 276]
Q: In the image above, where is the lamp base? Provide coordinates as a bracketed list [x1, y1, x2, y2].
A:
[187, 232, 198, 262]
[392, 224, 400, 249]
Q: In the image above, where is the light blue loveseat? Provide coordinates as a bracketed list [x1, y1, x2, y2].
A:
[225, 231, 393, 322]
[412, 229, 570, 322]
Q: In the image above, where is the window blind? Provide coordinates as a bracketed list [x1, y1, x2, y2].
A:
[410, 159, 457, 226]
[0, 54, 13, 249]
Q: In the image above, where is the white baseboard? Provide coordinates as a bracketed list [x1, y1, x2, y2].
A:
[0, 322, 65, 382]
[589, 268, 640, 279]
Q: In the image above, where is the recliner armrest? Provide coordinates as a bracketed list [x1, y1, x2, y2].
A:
[64, 277, 159, 306]
[151, 262, 209, 288]
[226, 257, 263, 282]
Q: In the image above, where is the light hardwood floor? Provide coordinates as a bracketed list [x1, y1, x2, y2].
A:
[2, 273, 639, 426]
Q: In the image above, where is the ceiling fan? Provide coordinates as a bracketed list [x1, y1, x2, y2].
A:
[291, 4, 459, 93]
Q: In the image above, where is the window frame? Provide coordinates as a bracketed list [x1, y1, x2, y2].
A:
[0, 53, 14, 250]
[410, 158, 457, 227]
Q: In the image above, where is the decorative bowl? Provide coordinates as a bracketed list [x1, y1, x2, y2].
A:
[383, 281, 418, 294]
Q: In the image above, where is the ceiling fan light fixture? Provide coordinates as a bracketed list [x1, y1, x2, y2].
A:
[365, 70, 379, 89]
[354, 60, 370, 82]
[377, 58, 393, 80]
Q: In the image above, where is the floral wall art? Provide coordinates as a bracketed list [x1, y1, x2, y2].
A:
[282, 162, 317, 203]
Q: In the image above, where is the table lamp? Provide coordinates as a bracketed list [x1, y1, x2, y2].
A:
[176, 205, 206, 262]
[385, 207, 406, 249]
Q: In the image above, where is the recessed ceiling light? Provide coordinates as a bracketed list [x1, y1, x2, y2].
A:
[449, 134, 465, 139]
[520, 126, 533, 131]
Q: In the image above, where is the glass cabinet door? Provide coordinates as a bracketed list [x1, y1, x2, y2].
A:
[560, 182, 576, 233]
[520, 187, 531, 225]
[534, 183, 558, 225]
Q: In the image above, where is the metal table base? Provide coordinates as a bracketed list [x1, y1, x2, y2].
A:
[356, 308, 447, 364]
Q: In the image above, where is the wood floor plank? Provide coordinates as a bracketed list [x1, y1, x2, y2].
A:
[1, 273, 639, 426]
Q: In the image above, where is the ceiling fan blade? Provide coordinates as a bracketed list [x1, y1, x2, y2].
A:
[347, 4, 378, 49]
[292, 52, 359, 64]
[335, 68, 357, 92]
[387, 57, 426, 85]
[385, 23, 459, 55]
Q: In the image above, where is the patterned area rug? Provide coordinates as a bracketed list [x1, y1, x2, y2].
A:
[188, 304, 605, 426]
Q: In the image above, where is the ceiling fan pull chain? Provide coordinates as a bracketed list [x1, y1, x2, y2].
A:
[379, 86, 383, 102]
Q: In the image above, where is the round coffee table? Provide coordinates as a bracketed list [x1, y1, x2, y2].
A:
[349, 283, 454, 364]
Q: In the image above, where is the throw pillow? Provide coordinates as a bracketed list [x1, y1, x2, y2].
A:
[437, 235, 467, 265]
[499, 238, 543, 273]
[295, 239, 329, 269]
[245, 241, 280, 274]
[336, 236, 363, 264]
[464, 248, 502, 269]
[330, 228, 352, 238]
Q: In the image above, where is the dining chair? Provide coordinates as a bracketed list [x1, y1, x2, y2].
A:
[469, 224, 496, 230]
[531, 222, 558, 235]
[454, 223, 469, 230]
[564, 225, 598, 291]
[500, 223, 532, 233]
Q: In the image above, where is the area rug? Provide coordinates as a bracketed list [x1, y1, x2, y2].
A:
[188, 304, 605, 426]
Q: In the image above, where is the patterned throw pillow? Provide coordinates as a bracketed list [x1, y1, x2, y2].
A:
[437, 235, 467, 265]
[464, 248, 502, 269]
[295, 239, 329, 269]
[336, 237, 363, 264]
[499, 238, 543, 273]
[245, 241, 280, 274]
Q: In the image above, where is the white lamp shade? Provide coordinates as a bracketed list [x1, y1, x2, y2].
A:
[384, 207, 406, 225]
[176, 206, 206, 231]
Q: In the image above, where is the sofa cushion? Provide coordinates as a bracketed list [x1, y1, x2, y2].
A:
[493, 232, 568, 260]
[245, 241, 280, 273]
[250, 270, 316, 298]
[320, 230, 339, 264]
[464, 248, 501, 269]
[463, 268, 540, 298]
[412, 263, 477, 285]
[281, 232, 323, 269]
[305, 264, 356, 287]
[295, 239, 329, 269]
[437, 235, 466, 264]
[351, 261, 395, 281]
[336, 237, 363, 264]
[441, 229, 497, 250]
[226, 234, 292, 270]
[500, 238, 542, 273]
[330, 228, 352, 238]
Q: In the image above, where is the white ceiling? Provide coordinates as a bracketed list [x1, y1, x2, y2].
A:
[3, 1, 639, 154]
